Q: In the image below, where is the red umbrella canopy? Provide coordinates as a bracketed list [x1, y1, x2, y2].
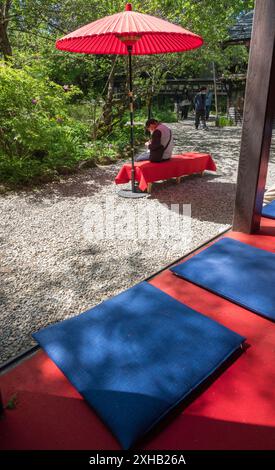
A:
[56, 3, 203, 55]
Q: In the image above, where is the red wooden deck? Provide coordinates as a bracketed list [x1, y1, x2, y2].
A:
[1, 217, 275, 450]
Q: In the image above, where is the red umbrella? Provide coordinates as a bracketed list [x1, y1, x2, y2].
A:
[56, 3, 203, 197]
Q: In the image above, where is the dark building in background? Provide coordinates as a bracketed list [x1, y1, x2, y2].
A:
[221, 10, 253, 124]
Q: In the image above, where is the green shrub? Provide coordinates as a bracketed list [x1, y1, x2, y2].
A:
[216, 115, 234, 127]
[86, 122, 146, 165]
[0, 62, 147, 186]
[0, 62, 95, 185]
[0, 62, 88, 158]
[151, 108, 178, 123]
[0, 153, 53, 185]
[134, 107, 178, 123]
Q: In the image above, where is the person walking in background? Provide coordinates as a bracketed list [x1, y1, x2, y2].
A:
[174, 92, 180, 119]
[235, 96, 244, 125]
[205, 89, 213, 121]
[194, 86, 207, 130]
[180, 90, 191, 120]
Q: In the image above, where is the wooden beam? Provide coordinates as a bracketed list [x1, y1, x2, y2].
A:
[233, 0, 275, 233]
[147, 183, 152, 194]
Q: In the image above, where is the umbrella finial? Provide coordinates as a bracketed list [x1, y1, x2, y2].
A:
[125, 3, 132, 11]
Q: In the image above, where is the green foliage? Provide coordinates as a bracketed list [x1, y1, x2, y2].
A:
[0, 61, 146, 185]
[0, 61, 94, 185]
[153, 109, 178, 123]
[0, 60, 86, 155]
[93, 121, 146, 164]
[135, 107, 178, 123]
[216, 115, 234, 127]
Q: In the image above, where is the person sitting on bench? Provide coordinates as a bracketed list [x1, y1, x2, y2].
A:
[135, 119, 173, 162]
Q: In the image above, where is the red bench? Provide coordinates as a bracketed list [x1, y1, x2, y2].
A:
[115, 152, 216, 193]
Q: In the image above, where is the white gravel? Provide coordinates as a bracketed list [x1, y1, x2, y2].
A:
[1, 119, 275, 364]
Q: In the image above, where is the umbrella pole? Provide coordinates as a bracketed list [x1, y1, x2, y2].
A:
[118, 46, 146, 198]
[128, 45, 136, 192]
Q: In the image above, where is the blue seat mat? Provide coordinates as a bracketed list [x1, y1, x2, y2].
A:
[33, 281, 245, 449]
[262, 200, 275, 219]
[171, 237, 275, 321]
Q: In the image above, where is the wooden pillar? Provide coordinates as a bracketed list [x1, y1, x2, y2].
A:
[233, 0, 275, 233]
[212, 62, 218, 120]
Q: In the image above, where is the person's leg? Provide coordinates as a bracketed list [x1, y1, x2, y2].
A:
[201, 110, 207, 128]
[195, 111, 200, 129]
[135, 152, 150, 162]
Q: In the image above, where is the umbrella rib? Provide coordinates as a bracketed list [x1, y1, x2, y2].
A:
[96, 13, 121, 35]
[140, 33, 153, 54]
[132, 12, 152, 32]
[182, 35, 194, 51]
[157, 33, 175, 54]
[146, 33, 155, 54]
[78, 37, 91, 53]
[108, 14, 125, 34]
[168, 33, 183, 52]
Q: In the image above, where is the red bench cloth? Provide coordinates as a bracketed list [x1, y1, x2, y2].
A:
[115, 152, 216, 191]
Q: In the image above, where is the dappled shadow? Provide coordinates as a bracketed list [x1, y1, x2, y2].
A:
[2, 351, 275, 450]
[149, 177, 236, 225]
[142, 413, 275, 450]
[0, 250, 160, 364]
[2, 356, 275, 450]
[0, 388, 119, 450]
[9, 164, 119, 205]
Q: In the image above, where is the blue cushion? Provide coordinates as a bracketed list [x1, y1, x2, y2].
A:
[171, 237, 275, 321]
[33, 281, 245, 449]
[262, 200, 275, 219]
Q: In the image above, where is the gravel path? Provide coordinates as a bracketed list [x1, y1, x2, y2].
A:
[1, 119, 275, 364]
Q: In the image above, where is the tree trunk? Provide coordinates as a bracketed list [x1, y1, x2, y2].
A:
[147, 95, 152, 121]
[0, 22, 12, 59]
[102, 56, 116, 133]
[0, 1, 13, 60]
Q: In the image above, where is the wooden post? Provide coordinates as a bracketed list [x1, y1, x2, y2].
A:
[147, 183, 152, 194]
[212, 62, 218, 122]
[233, 0, 275, 233]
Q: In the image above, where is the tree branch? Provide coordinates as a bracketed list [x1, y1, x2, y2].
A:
[9, 28, 56, 42]
[2, 0, 12, 18]
[2, 13, 20, 23]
